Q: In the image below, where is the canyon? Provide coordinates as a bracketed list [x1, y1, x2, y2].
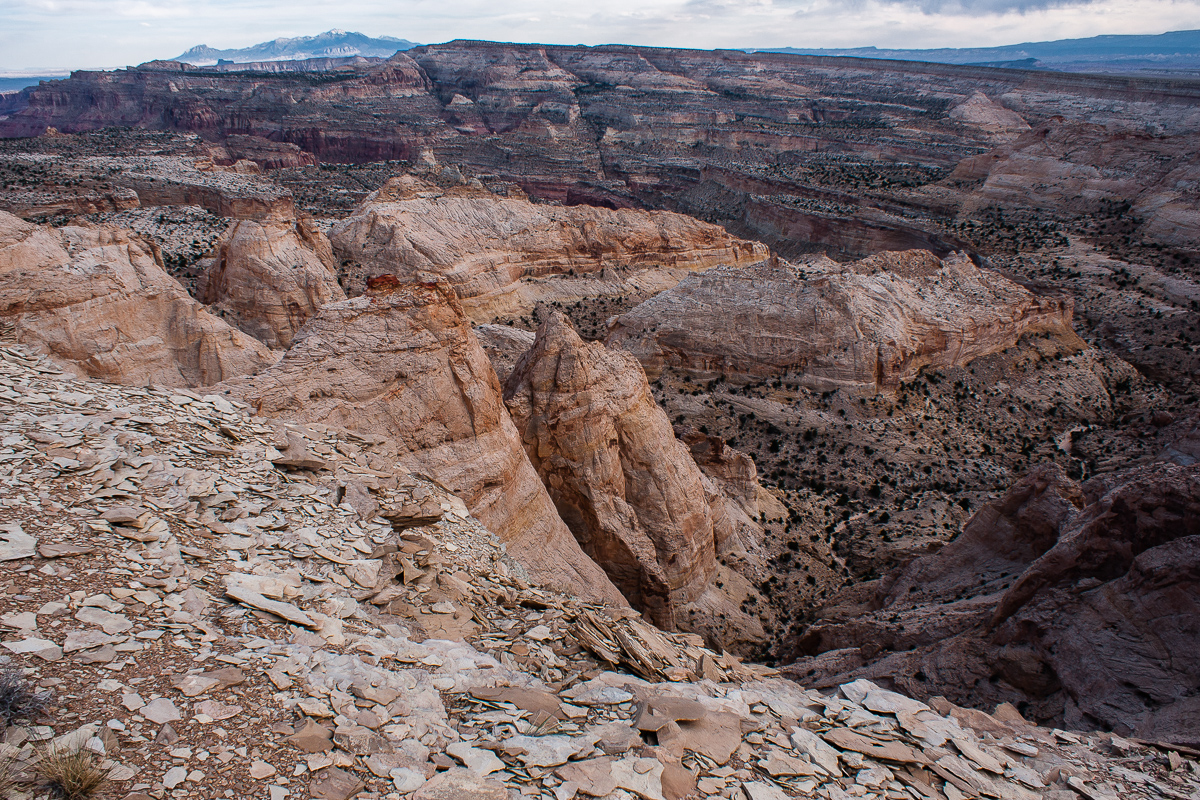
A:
[0, 37, 1197, 800]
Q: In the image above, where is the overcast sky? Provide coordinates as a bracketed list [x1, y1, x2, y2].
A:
[3, 0, 1199, 72]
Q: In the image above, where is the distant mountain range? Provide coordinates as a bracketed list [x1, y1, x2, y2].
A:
[747, 29, 1200, 74]
[172, 30, 418, 66]
[0, 75, 64, 93]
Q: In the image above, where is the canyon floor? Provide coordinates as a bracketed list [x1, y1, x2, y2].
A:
[0, 42, 1198, 800]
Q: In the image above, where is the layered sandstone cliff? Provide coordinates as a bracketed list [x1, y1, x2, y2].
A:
[216, 277, 625, 606]
[503, 312, 763, 649]
[0, 210, 273, 386]
[7, 44, 1198, 259]
[607, 250, 1077, 390]
[783, 462, 1200, 745]
[329, 175, 768, 322]
[196, 216, 345, 349]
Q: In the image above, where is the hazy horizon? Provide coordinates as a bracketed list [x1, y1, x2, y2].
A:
[4, 0, 1200, 72]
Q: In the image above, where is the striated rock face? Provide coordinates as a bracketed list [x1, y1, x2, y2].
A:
[0, 210, 273, 386]
[783, 462, 1200, 744]
[196, 216, 345, 349]
[607, 250, 1076, 390]
[951, 119, 1200, 252]
[504, 312, 762, 648]
[330, 175, 767, 322]
[216, 278, 625, 606]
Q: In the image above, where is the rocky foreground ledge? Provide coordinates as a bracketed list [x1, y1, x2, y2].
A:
[0, 336, 1196, 800]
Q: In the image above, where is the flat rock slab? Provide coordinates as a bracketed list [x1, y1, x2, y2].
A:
[647, 696, 707, 722]
[952, 737, 1006, 774]
[558, 757, 617, 797]
[100, 506, 146, 524]
[333, 725, 392, 755]
[659, 711, 744, 766]
[172, 675, 219, 697]
[445, 742, 505, 776]
[862, 688, 931, 716]
[790, 726, 842, 777]
[63, 629, 115, 653]
[195, 700, 242, 721]
[288, 719, 334, 753]
[75, 607, 132, 634]
[470, 685, 564, 718]
[365, 753, 434, 780]
[142, 698, 182, 725]
[760, 752, 824, 777]
[610, 757, 665, 800]
[225, 584, 315, 628]
[0, 523, 36, 561]
[564, 685, 634, 706]
[660, 762, 697, 800]
[413, 768, 508, 800]
[503, 733, 599, 767]
[163, 766, 187, 789]
[591, 721, 642, 755]
[38, 543, 95, 558]
[309, 766, 364, 800]
[1, 636, 61, 660]
[823, 727, 928, 765]
[743, 782, 790, 800]
[391, 767, 427, 793]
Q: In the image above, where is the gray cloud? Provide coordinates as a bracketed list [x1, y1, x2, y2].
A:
[891, 0, 1096, 11]
[687, 0, 1096, 16]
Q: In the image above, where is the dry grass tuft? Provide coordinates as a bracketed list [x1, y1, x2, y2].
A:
[36, 747, 111, 800]
[0, 668, 52, 725]
[0, 745, 19, 797]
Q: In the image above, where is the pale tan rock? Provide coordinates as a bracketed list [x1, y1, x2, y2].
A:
[196, 215, 345, 349]
[218, 278, 625, 605]
[505, 312, 760, 644]
[822, 727, 928, 764]
[656, 711, 745, 766]
[413, 768, 508, 800]
[949, 91, 1030, 135]
[288, 719, 334, 753]
[0, 211, 273, 387]
[330, 175, 768, 322]
[607, 251, 1077, 390]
